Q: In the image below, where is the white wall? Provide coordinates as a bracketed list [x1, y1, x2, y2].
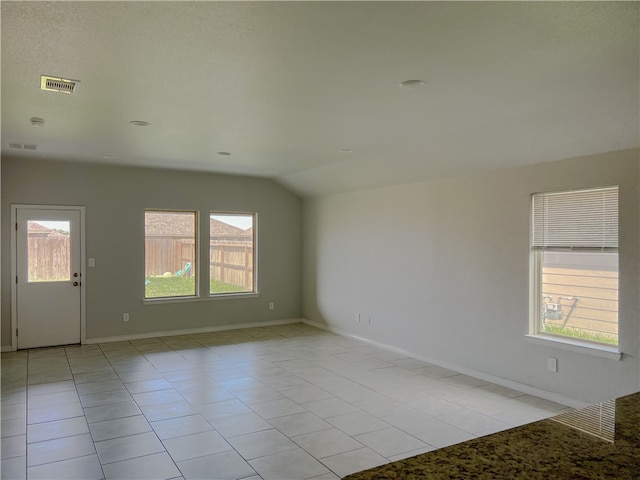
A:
[303, 149, 639, 404]
[1, 158, 302, 345]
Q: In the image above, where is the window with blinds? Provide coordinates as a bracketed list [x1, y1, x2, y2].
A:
[531, 186, 619, 346]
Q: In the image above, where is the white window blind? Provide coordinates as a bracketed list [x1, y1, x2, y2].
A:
[532, 186, 618, 251]
[551, 399, 616, 443]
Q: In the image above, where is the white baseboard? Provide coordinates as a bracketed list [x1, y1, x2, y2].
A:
[1, 345, 13, 352]
[86, 318, 303, 344]
[302, 318, 590, 409]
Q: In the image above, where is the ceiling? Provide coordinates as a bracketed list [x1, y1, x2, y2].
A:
[2, 2, 638, 197]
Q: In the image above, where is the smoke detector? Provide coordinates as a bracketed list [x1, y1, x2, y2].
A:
[41, 75, 78, 94]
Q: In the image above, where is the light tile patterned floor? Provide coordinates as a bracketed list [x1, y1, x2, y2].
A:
[1, 323, 569, 479]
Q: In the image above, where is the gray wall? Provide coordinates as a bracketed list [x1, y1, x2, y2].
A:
[2, 158, 302, 343]
[303, 149, 639, 404]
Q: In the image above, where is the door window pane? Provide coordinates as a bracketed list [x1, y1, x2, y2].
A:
[27, 221, 71, 282]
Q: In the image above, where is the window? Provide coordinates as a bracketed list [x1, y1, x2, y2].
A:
[210, 213, 255, 295]
[145, 210, 197, 299]
[531, 186, 618, 346]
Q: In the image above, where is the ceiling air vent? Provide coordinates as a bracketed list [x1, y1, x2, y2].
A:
[8, 143, 37, 150]
[41, 75, 78, 94]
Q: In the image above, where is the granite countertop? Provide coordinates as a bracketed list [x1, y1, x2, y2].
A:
[344, 392, 640, 479]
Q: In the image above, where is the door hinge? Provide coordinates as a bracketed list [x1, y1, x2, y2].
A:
[16, 275, 18, 284]
[16, 328, 18, 337]
[15, 222, 18, 231]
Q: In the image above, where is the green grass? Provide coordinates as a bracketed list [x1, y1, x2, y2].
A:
[210, 279, 249, 294]
[542, 323, 618, 346]
[145, 276, 248, 298]
[145, 276, 195, 298]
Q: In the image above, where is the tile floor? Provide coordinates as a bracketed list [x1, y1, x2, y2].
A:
[1, 323, 569, 479]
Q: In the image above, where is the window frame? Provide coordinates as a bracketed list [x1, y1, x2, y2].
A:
[143, 209, 199, 301]
[528, 186, 621, 359]
[209, 211, 257, 297]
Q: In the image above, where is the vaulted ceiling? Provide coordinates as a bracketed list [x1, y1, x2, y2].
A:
[2, 2, 638, 197]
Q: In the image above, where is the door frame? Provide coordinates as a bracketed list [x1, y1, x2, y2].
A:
[11, 204, 86, 351]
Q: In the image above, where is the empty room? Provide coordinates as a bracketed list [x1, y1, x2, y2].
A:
[1, 2, 639, 479]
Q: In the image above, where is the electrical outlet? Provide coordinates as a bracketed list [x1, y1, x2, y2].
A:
[547, 357, 557, 372]
[268, 302, 275, 311]
[88, 258, 96, 267]
[123, 313, 130, 322]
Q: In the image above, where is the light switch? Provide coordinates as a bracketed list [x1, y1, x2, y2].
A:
[88, 258, 96, 267]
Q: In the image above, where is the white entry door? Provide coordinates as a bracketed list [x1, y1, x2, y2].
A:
[15, 207, 82, 349]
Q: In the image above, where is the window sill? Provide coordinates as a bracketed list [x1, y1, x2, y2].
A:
[525, 334, 622, 361]
[143, 292, 259, 305]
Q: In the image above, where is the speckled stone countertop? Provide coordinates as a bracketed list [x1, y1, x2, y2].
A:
[344, 392, 640, 479]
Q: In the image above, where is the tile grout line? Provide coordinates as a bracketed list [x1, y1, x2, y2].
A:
[94, 341, 184, 478]
[5, 325, 570, 480]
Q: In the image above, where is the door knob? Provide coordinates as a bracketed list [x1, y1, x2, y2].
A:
[73, 281, 79, 286]
[73, 272, 78, 277]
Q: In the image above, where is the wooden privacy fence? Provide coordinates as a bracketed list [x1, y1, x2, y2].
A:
[145, 237, 253, 289]
[28, 236, 70, 281]
[145, 237, 195, 277]
[210, 242, 254, 289]
[542, 266, 618, 336]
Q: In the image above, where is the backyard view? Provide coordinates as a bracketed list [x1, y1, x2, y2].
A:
[144, 211, 197, 298]
[144, 277, 242, 298]
[209, 213, 254, 295]
[144, 211, 254, 298]
[27, 221, 71, 282]
[540, 252, 618, 345]
[533, 186, 618, 346]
